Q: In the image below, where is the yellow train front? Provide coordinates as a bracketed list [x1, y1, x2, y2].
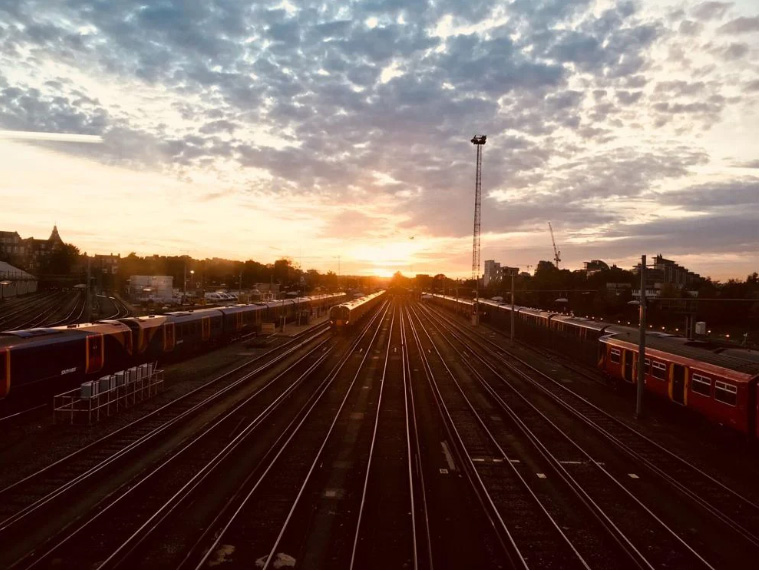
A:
[329, 291, 386, 332]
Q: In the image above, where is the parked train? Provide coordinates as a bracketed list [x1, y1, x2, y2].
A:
[329, 291, 386, 331]
[0, 293, 347, 399]
[425, 294, 759, 437]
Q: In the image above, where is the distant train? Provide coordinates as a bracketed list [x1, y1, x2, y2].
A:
[426, 294, 759, 437]
[0, 293, 347, 399]
[329, 291, 386, 331]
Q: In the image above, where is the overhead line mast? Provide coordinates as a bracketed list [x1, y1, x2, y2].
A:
[471, 135, 487, 282]
[470, 134, 486, 326]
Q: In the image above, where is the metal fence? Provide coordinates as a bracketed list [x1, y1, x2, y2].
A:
[53, 363, 164, 425]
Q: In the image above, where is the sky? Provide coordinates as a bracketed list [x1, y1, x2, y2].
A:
[0, 0, 757, 280]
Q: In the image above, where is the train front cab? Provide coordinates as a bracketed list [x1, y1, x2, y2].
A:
[329, 305, 350, 329]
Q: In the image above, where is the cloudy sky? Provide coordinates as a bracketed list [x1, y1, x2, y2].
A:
[1, 0, 757, 279]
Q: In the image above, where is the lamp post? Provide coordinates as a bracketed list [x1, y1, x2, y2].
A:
[510, 270, 516, 343]
[190, 270, 195, 304]
[636, 255, 647, 419]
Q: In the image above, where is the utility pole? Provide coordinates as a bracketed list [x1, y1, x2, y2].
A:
[86, 255, 91, 323]
[511, 269, 515, 342]
[636, 254, 647, 419]
[471, 134, 486, 325]
[183, 257, 187, 306]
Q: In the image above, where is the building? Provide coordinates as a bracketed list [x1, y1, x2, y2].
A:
[584, 259, 609, 276]
[0, 261, 38, 299]
[93, 253, 120, 275]
[632, 254, 702, 299]
[128, 275, 174, 303]
[483, 260, 519, 287]
[0, 231, 26, 262]
[483, 260, 500, 287]
[0, 225, 65, 273]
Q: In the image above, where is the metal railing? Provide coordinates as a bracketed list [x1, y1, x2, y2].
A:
[54, 364, 164, 425]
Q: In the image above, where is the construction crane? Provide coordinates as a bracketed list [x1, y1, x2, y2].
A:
[548, 222, 561, 269]
[471, 135, 487, 283]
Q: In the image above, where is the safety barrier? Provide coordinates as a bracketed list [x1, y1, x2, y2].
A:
[53, 362, 163, 425]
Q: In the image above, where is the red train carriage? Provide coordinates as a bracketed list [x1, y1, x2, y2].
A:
[599, 332, 759, 435]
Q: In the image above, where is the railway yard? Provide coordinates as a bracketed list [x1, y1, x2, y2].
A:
[0, 290, 130, 331]
[1, 293, 759, 569]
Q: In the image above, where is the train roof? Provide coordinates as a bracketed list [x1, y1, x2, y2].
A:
[550, 314, 609, 332]
[0, 327, 90, 348]
[602, 329, 759, 375]
[68, 322, 133, 335]
[337, 290, 386, 310]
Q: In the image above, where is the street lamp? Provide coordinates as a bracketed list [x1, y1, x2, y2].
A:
[0, 280, 11, 301]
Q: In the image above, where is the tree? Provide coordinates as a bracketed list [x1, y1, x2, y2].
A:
[40, 243, 80, 276]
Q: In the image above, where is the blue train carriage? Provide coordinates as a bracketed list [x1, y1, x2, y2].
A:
[548, 315, 610, 366]
[162, 308, 224, 355]
[513, 307, 555, 345]
[219, 304, 265, 337]
[0, 321, 133, 398]
[427, 293, 474, 318]
[302, 292, 349, 320]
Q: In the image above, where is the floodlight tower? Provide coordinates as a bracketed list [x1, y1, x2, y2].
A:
[471, 134, 486, 325]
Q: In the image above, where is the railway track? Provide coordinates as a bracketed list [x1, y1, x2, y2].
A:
[418, 302, 713, 568]
[186, 301, 394, 569]
[0, 324, 333, 568]
[407, 302, 587, 569]
[423, 301, 759, 568]
[0, 291, 70, 330]
[3, 297, 756, 568]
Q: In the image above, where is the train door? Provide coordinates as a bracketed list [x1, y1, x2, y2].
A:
[0, 349, 9, 397]
[672, 364, 685, 405]
[201, 317, 210, 341]
[163, 322, 176, 352]
[623, 350, 633, 382]
[86, 334, 105, 374]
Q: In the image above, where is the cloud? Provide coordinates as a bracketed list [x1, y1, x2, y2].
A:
[691, 2, 733, 21]
[0, 0, 757, 278]
[717, 16, 759, 33]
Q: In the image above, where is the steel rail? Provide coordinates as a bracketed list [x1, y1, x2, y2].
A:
[349, 302, 406, 568]
[404, 304, 527, 569]
[419, 303, 657, 568]
[400, 303, 433, 568]
[19, 291, 74, 329]
[0, 325, 331, 530]
[197, 300, 391, 570]
[0, 291, 68, 330]
[421, 302, 719, 568]
[408, 302, 591, 569]
[45, 291, 85, 326]
[31, 338, 335, 570]
[428, 301, 759, 550]
[0, 291, 60, 327]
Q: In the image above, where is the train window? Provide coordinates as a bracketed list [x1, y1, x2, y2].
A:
[691, 373, 711, 396]
[652, 361, 667, 380]
[610, 349, 621, 364]
[714, 381, 737, 406]
[644, 358, 651, 373]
